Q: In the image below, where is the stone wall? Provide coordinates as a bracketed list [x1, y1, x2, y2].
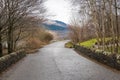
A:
[0, 50, 26, 73]
[75, 45, 120, 70]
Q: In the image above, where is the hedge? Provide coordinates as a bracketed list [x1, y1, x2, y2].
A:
[0, 50, 26, 73]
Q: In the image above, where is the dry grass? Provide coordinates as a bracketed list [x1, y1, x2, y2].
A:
[26, 49, 39, 54]
[25, 37, 46, 54]
[26, 38, 43, 49]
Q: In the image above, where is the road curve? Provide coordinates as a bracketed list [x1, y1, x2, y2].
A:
[0, 41, 120, 80]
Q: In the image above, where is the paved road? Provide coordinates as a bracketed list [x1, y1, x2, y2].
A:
[0, 41, 120, 80]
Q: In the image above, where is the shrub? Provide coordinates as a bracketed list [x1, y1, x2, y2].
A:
[41, 32, 53, 42]
[26, 38, 44, 49]
[65, 42, 74, 48]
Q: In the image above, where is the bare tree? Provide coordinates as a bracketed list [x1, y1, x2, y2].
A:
[5, 0, 46, 53]
[70, 0, 120, 53]
[0, 0, 8, 56]
[0, 0, 46, 55]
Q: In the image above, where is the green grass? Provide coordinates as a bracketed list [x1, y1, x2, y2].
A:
[78, 39, 97, 48]
[78, 38, 120, 54]
[78, 38, 111, 48]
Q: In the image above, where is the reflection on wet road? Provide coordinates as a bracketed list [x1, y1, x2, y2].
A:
[0, 41, 120, 80]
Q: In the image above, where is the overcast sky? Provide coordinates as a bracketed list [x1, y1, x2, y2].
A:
[44, 0, 77, 24]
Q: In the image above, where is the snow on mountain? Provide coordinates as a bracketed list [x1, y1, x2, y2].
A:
[43, 20, 68, 31]
[43, 20, 69, 39]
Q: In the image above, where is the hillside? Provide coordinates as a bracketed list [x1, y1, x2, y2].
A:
[43, 20, 68, 31]
[42, 20, 69, 39]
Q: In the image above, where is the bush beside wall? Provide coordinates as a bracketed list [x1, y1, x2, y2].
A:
[75, 45, 120, 70]
[65, 42, 74, 48]
[0, 50, 26, 73]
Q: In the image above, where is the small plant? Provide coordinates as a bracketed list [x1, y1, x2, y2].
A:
[65, 42, 74, 48]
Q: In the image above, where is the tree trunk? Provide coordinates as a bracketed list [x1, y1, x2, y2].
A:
[0, 30, 3, 57]
[115, 0, 119, 53]
[7, 0, 14, 54]
[7, 25, 13, 54]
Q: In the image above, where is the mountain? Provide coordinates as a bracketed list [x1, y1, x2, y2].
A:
[43, 20, 68, 31]
[43, 20, 69, 39]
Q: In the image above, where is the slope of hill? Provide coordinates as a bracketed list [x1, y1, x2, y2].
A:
[43, 20, 69, 39]
[43, 20, 68, 31]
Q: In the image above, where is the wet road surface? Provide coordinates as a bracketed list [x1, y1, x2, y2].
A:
[0, 41, 120, 80]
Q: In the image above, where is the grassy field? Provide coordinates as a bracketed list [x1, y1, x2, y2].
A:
[78, 38, 112, 48]
[65, 38, 120, 54]
[78, 39, 97, 48]
[78, 38, 120, 54]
